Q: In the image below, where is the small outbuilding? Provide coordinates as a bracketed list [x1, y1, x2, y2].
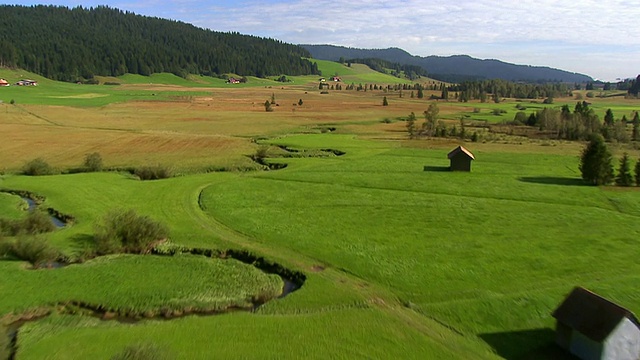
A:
[552, 287, 640, 360]
[0, 79, 9, 87]
[447, 146, 475, 172]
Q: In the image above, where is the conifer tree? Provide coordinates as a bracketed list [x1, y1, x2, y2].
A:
[635, 159, 640, 186]
[633, 112, 640, 141]
[382, 96, 388, 106]
[615, 153, 633, 186]
[579, 134, 614, 185]
[406, 112, 417, 138]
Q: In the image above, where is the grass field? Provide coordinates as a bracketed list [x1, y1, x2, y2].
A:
[1, 62, 640, 359]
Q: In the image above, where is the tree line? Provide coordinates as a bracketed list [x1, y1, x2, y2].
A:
[448, 79, 572, 101]
[513, 101, 639, 142]
[0, 5, 319, 81]
[580, 134, 640, 187]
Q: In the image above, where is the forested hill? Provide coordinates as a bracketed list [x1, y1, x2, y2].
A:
[302, 45, 593, 83]
[0, 5, 319, 81]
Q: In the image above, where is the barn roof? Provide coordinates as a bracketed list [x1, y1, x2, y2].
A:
[552, 287, 640, 342]
[447, 146, 475, 160]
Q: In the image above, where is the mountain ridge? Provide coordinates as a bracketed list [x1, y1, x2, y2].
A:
[301, 44, 593, 83]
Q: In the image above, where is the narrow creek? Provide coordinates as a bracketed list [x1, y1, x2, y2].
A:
[2, 248, 305, 360]
[21, 197, 67, 228]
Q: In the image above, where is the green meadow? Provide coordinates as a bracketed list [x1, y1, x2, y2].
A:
[1, 62, 640, 359]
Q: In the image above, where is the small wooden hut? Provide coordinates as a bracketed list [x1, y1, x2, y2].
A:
[447, 146, 475, 172]
[552, 287, 640, 360]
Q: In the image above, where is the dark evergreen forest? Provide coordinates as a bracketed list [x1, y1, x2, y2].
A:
[0, 5, 320, 81]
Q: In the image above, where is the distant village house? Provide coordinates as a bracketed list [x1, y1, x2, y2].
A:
[226, 77, 241, 84]
[552, 287, 640, 360]
[447, 146, 475, 172]
[331, 76, 341, 82]
[0, 79, 9, 87]
[15, 79, 38, 86]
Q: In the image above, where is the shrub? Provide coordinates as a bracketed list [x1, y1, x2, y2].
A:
[0, 211, 55, 236]
[134, 165, 172, 180]
[21, 210, 56, 234]
[9, 99, 15, 105]
[95, 209, 169, 255]
[83, 152, 103, 172]
[23, 158, 55, 176]
[252, 146, 269, 164]
[264, 100, 273, 112]
[10, 235, 59, 267]
[472, 108, 481, 113]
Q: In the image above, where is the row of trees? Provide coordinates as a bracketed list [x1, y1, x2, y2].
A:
[580, 134, 640, 186]
[448, 79, 572, 101]
[514, 101, 639, 142]
[0, 5, 319, 81]
[405, 105, 480, 142]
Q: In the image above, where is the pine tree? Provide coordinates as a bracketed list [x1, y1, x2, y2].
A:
[616, 153, 633, 186]
[406, 112, 417, 138]
[633, 112, 640, 141]
[382, 96, 388, 106]
[604, 109, 615, 126]
[635, 159, 640, 186]
[579, 134, 614, 185]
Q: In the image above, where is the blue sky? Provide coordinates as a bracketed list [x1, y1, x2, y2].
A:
[7, 0, 639, 81]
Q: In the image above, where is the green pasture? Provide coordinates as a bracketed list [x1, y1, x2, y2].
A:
[446, 98, 639, 124]
[0, 254, 282, 316]
[0, 193, 25, 219]
[2, 64, 640, 359]
[3, 132, 640, 358]
[0, 59, 417, 107]
[202, 134, 640, 355]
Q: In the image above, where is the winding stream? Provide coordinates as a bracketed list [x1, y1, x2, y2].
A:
[21, 197, 66, 228]
[2, 248, 305, 360]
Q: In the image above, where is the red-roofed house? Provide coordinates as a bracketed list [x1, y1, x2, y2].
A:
[0, 79, 9, 87]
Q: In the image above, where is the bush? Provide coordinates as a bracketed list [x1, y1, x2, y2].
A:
[21, 210, 56, 234]
[23, 158, 55, 176]
[83, 152, 103, 172]
[95, 209, 169, 255]
[10, 235, 59, 266]
[0, 211, 55, 236]
[134, 165, 172, 180]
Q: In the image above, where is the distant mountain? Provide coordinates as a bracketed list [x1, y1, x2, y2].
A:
[0, 5, 319, 81]
[301, 45, 593, 83]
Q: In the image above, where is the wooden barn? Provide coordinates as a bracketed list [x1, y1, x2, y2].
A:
[447, 146, 475, 172]
[552, 287, 640, 360]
